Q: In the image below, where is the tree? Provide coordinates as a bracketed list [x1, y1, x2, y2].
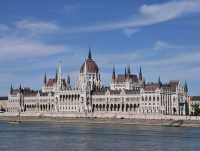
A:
[192, 104, 200, 116]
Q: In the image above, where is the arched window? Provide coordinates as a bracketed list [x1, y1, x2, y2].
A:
[96, 104, 98, 111]
[92, 104, 95, 112]
[149, 96, 151, 101]
[110, 104, 113, 111]
[122, 104, 124, 112]
[117, 104, 120, 111]
[114, 104, 117, 111]
[103, 104, 105, 111]
[106, 104, 109, 111]
[126, 104, 129, 112]
[99, 104, 102, 111]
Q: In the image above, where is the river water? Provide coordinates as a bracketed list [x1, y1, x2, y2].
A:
[0, 121, 199, 151]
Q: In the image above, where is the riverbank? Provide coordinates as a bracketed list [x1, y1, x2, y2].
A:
[0, 115, 200, 127]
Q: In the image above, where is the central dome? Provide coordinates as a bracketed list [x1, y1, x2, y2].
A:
[80, 50, 99, 73]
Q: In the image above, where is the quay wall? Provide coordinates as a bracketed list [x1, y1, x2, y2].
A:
[1, 112, 200, 121]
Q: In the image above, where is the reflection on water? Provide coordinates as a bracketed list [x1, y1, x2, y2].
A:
[0, 122, 199, 151]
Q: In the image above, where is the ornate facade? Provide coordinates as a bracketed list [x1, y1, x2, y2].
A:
[6, 50, 189, 116]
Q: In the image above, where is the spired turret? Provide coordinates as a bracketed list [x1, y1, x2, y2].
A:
[124, 67, 127, 78]
[184, 80, 188, 93]
[44, 72, 47, 85]
[158, 76, 162, 88]
[139, 66, 143, 81]
[112, 65, 116, 81]
[10, 84, 13, 94]
[67, 75, 70, 85]
[127, 64, 131, 76]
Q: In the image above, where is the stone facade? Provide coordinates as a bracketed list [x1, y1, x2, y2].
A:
[6, 50, 189, 117]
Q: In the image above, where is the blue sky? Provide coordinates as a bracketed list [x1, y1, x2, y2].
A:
[0, 0, 200, 95]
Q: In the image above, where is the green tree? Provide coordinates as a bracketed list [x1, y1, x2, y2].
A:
[192, 104, 200, 116]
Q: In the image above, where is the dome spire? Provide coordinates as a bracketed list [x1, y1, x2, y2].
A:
[88, 48, 92, 59]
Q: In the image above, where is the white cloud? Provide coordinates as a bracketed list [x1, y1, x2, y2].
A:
[143, 52, 200, 67]
[123, 28, 140, 37]
[16, 20, 60, 35]
[66, 0, 200, 33]
[0, 37, 65, 61]
[153, 41, 171, 50]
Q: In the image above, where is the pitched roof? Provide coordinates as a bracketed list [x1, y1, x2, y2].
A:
[190, 96, 200, 101]
[46, 78, 67, 87]
[23, 88, 38, 97]
[46, 78, 57, 87]
[167, 80, 179, 92]
[144, 83, 160, 91]
[114, 74, 138, 83]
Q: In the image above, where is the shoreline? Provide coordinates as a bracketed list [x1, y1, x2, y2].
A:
[1, 116, 200, 127]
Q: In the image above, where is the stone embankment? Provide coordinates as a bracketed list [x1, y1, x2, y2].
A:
[1, 112, 200, 127]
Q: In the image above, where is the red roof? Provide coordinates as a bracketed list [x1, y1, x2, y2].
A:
[80, 58, 99, 73]
[46, 78, 67, 87]
[169, 80, 179, 92]
[144, 83, 160, 91]
[114, 74, 138, 83]
[190, 96, 200, 101]
[46, 79, 57, 87]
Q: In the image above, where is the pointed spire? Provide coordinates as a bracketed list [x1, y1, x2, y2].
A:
[158, 76, 162, 87]
[67, 75, 70, 85]
[127, 64, 131, 75]
[44, 72, 47, 85]
[184, 80, 188, 93]
[125, 67, 127, 78]
[56, 62, 62, 82]
[58, 61, 62, 78]
[88, 48, 92, 59]
[139, 66, 143, 81]
[10, 84, 13, 94]
[19, 84, 23, 94]
[112, 65, 116, 80]
[55, 68, 58, 81]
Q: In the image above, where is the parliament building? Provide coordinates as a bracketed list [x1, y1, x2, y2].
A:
[6, 50, 189, 117]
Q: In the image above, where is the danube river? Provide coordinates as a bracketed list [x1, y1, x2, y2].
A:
[0, 121, 200, 151]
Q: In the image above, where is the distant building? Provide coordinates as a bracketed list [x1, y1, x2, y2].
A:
[0, 96, 8, 112]
[6, 50, 189, 116]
